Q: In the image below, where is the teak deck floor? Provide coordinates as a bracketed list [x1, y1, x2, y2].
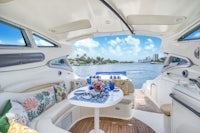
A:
[69, 89, 160, 133]
[69, 117, 155, 133]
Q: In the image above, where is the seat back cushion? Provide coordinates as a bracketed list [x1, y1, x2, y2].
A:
[112, 79, 129, 95]
[71, 80, 88, 92]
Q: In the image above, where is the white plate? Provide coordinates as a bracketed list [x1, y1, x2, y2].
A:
[82, 95, 92, 99]
[74, 90, 85, 95]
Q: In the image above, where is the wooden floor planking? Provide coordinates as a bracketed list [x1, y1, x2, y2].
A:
[69, 117, 155, 133]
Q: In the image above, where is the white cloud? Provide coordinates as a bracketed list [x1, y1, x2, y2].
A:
[108, 46, 116, 54]
[147, 38, 153, 43]
[76, 48, 87, 54]
[35, 39, 51, 46]
[71, 48, 87, 58]
[144, 44, 155, 50]
[108, 45, 122, 55]
[125, 36, 140, 45]
[144, 38, 156, 51]
[18, 38, 25, 44]
[108, 37, 122, 46]
[74, 38, 99, 48]
[0, 40, 2, 44]
[124, 36, 141, 54]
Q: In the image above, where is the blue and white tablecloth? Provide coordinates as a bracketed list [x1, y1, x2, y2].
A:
[70, 92, 109, 103]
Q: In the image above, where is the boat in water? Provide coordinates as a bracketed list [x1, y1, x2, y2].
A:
[0, 0, 200, 133]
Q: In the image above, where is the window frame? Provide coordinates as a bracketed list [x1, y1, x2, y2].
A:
[48, 56, 73, 72]
[178, 25, 200, 41]
[0, 21, 30, 47]
[32, 33, 58, 47]
[162, 54, 192, 72]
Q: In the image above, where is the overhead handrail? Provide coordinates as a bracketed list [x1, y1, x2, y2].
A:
[170, 93, 200, 118]
[99, 0, 134, 34]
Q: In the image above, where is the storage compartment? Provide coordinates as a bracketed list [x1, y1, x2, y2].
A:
[100, 99, 132, 119]
[171, 85, 200, 133]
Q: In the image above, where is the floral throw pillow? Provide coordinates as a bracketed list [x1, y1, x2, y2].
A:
[42, 87, 56, 110]
[17, 87, 56, 121]
[17, 92, 45, 121]
[54, 83, 68, 102]
[7, 100, 30, 126]
[8, 122, 38, 133]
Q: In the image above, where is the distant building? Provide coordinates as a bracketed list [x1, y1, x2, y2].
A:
[153, 54, 159, 61]
[146, 56, 151, 62]
[138, 54, 159, 63]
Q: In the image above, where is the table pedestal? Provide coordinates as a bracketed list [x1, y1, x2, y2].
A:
[89, 108, 105, 133]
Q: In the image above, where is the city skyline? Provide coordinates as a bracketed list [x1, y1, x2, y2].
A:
[138, 53, 164, 63]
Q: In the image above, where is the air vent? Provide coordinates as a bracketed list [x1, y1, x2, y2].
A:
[61, 112, 72, 130]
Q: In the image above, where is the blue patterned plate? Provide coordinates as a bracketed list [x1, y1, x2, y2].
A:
[82, 94, 92, 100]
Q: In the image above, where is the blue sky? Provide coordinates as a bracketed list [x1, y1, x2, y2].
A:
[69, 35, 163, 61]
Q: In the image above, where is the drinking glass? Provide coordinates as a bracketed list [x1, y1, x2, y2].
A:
[87, 78, 92, 85]
[104, 87, 109, 96]
[109, 82, 115, 91]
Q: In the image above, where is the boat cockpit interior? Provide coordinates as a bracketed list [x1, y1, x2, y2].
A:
[0, 0, 200, 133]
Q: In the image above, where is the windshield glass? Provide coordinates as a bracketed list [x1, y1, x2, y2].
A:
[68, 35, 164, 89]
[69, 35, 163, 64]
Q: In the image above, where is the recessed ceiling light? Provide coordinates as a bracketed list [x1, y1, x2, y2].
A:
[176, 17, 187, 23]
[105, 20, 111, 24]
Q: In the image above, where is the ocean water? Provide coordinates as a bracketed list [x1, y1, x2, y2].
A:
[72, 63, 163, 89]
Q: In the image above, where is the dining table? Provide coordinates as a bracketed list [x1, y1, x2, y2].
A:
[68, 86, 123, 133]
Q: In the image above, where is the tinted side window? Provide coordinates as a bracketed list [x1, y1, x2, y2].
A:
[49, 57, 73, 71]
[162, 55, 191, 72]
[0, 22, 26, 46]
[179, 26, 200, 41]
[33, 34, 57, 47]
[171, 57, 187, 65]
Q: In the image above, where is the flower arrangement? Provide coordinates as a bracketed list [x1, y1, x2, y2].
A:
[93, 80, 105, 92]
